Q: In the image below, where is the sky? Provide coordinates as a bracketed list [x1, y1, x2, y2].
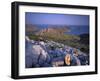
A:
[25, 12, 89, 26]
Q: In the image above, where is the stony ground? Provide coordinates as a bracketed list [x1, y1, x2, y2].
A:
[25, 37, 89, 68]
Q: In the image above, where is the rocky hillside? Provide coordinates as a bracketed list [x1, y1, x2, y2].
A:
[35, 27, 80, 41]
[25, 24, 89, 53]
[35, 27, 70, 35]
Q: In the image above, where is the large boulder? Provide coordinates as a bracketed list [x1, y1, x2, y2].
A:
[25, 37, 51, 68]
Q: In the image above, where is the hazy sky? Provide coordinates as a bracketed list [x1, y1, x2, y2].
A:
[25, 12, 89, 26]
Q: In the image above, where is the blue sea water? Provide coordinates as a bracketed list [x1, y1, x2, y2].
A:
[66, 25, 89, 35]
